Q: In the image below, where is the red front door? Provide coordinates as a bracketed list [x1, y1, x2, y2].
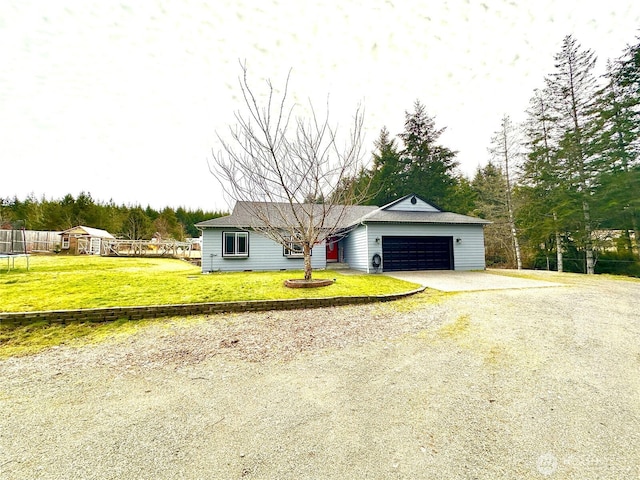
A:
[326, 238, 339, 262]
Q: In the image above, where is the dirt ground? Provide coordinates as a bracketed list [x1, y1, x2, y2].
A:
[1, 271, 639, 479]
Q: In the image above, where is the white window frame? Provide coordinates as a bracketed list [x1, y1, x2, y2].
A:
[283, 236, 305, 258]
[61, 236, 70, 250]
[222, 231, 249, 257]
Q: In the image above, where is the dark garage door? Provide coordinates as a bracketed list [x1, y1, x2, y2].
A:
[382, 236, 453, 271]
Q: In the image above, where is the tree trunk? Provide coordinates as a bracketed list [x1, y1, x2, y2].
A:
[553, 212, 563, 273]
[583, 200, 595, 274]
[499, 117, 522, 270]
[507, 207, 522, 270]
[303, 243, 312, 281]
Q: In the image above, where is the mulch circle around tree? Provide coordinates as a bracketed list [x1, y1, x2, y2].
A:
[284, 279, 335, 288]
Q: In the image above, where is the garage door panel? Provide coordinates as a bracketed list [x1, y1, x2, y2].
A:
[382, 236, 452, 271]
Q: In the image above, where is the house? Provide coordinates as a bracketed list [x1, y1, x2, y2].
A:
[195, 194, 490, 273]
[59, 226, 115, 255]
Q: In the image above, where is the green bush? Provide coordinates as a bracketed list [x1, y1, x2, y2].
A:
[595, 251, 640, 277]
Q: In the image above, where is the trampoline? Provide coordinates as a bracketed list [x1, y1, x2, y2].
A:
[0, 224, 30, 271]
[0, 253, 30, 272]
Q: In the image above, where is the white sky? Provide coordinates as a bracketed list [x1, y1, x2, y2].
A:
[1, 0, 639, 211]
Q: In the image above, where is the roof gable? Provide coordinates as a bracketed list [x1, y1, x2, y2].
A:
[60, 225, 115, 238]
[380, 194, 441, 212]
[362, 194, 489, 225]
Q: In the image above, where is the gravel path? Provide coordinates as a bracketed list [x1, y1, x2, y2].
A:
[1, 271, 639, 479]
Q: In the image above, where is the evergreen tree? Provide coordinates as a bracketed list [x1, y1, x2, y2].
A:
[0, 194, 222, 240]
[73, 192, 100, 227]
[365, 127, 403, 206]
[520, 88, 567, 271]
[545, 35, 600, 273]
[591, 40, 640, 257]
[340, 103, 467, 212]
[447, 176, 476, 216]
[398, 101, 459, 209]
[471, 163, 512, 266]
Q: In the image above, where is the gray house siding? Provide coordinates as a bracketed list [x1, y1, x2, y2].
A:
[201, 228, 326, 273]
[361, 223, 486, 272]
[342, 225, 370, 272]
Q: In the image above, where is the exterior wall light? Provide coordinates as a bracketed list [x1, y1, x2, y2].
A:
[375, 237, 381, 243]
[456, 238, 462, 244]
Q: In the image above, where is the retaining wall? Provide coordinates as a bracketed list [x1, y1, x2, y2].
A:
[0, 287, 426, 327]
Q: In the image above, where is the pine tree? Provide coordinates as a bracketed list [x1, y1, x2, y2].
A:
[366, 127, 403, 206]
[545, 35, 600, 274]
[520, 88, 566, 271]
[592, 39, 640, 258]
[398, 101, 459, 209]
[471, 163, 512, 266]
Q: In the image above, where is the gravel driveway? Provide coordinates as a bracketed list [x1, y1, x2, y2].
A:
[1, 271, 639, 479]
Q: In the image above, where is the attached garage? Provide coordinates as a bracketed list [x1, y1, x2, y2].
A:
[197, 193, 489, 274]
[342, 194, 490, 273]
[382, 236, 453, 271]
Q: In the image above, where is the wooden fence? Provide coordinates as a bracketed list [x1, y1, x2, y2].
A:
[0, 230, 61, 254]
[101, 238, 199, 258]
[0, 230, 201, 258]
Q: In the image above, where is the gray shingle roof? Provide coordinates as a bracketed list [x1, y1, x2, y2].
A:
[362, 210, 490, 225]
[195, 199, 489, 229]
[195, 202, 378, 229]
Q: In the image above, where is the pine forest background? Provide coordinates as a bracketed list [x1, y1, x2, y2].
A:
[0, 192, 224, 242]
[2, 33, 639, 276]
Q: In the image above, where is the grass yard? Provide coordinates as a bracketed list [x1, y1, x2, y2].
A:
[0, 255, 420, 358]
[0, 317, 162, 359]
[0, 255, 419, 313]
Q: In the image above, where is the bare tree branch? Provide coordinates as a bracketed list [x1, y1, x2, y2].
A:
[209, 64, 368, 280]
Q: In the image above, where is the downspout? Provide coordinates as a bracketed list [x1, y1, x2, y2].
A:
[364, 222, 369, 273]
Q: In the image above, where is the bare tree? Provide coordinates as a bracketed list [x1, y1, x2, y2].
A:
[489, 115, 523, 269]
[210, 64, 367, 281]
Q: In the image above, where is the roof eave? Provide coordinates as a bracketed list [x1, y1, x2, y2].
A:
[362, 219, 491, 225]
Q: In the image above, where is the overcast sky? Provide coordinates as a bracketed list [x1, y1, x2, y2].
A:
[1, 0, 639, 211]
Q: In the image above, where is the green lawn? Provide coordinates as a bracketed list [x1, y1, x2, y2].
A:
[0, 255, 419, 313]
[0, 255, 422, 358]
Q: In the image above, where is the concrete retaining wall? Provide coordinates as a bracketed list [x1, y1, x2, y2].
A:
[0, 287, 426, 327]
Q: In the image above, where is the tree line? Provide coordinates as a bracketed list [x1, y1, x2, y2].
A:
[347, 33, 639, 276]
[0, 192, 225, 240]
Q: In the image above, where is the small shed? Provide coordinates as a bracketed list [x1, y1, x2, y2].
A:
[60, 226, 115, 255]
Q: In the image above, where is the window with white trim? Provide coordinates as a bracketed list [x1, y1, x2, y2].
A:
[283, 237, 304, 257]
[222, 231, 249, 257]
[61, 236, 70, 249]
